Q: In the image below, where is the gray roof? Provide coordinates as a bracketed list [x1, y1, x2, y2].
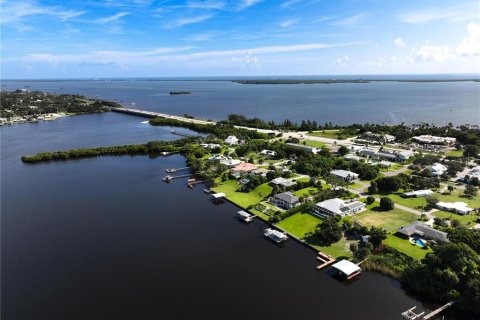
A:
[274, 191, 299, 204]
[397, 221, 449, 242]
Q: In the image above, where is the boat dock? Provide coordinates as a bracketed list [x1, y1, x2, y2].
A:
[165, 167, 190, 173]
[162, 174, 192, 182]
[264, 228, 288, 243]
[316, 252, 335, 270]
[401, 301, 455, 320]
[238, 210, 255, 222]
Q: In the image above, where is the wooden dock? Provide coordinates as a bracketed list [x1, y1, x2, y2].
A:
[162, 173, 192, 182]
[316, 252, 335, 270]
[401, 301, 455, 320]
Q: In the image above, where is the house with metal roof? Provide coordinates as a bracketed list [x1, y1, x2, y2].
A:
[402, 189, 434, 198]
[330, 169, 359, 182]
[312, 198, 365, 218]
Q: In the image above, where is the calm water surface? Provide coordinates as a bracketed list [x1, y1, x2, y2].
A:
[2, 78, 479, 125]
[1, 113, 473, 319]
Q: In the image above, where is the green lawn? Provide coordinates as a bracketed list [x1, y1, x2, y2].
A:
[387, 193, 428, 210]
[276, 212, 321, 237]
[446, 149, 464, 157]
[436, 190, 480, 208]
[293, 187, 317, 197]
[348, 182, 365, 190]
[212, 180, 272, 209]
[307, 130, 355, 139]
[302, 140, 326, 148]
[352, 207, 419, 232]
[276, 212, 353, 258]
[432, 210, 479, 225]
[384, 234, 432, 259]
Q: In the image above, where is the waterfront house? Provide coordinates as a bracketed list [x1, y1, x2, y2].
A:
[330, 169, 359, 182]
[413, 135, 456, 145]
[270, 191, 300, 209]
[312, 198, 365, 218]
[397, 221, 449, 242]
[428, 163, 447, 176]
[224, 135, 239, 145]
[435, 201, 473, 215]
[402, 189, 434, 198]
[270, 177, 297, 187]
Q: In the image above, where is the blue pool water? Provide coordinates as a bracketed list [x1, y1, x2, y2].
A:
[415, 238, 427, 248]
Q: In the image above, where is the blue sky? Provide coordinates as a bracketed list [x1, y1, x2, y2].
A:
[1, 0, 479, 78]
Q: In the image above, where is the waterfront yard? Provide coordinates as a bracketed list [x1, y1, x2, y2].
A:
[384, 234, 432, 259]
[276, 212, 353, 258]
[352, 206, 419, 232]
[212, 180, 272, 209]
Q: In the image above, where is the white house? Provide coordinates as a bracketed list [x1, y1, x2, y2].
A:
[312, 198, 365, 218]
[402, 189, 433, 198]
[436, 202, 473, 215]
[224, 135, 239, 145]
[428, 163, 447, 176]
[260, 149, 277, 157]
[270, 177, 297, 187]
[270, 192, 300, 209]
[330, 169, 359, 182]
[413, 135, 456, 145]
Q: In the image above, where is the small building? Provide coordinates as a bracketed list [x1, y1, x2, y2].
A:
[260, 149, 277, 157]
[224, 135, 239, 145]
[231, 162, 258, 175]
[270, 177, 297, 187]
[312, 198, 365, 218]
[464, 166, 480, 183]
[356, 132, 395, 144]
[270, 191, 300, 209]
[397, 221, 449, 242]
[200, 143, 221, 149]
[428, 163, 447, 176]
[402, 189, 434, 198]
[344, 154, 361, 161]
[251, 168, 269, 176]
[286, 143, 319, 154]
[331, 260, 361, 279]
[360, 148, 414, 162]
[436, 201, 473, 215]
[377, 160, 392, 168]
[413, 135, 456, 145]
[330, 169, 359, 182]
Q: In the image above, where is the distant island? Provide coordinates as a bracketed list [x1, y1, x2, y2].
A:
[233, 79, 480, 85]
[170, 91, 191, 95]
[0, 89, 122, 125]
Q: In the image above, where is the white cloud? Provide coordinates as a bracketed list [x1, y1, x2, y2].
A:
[413, 44, 455, 62]
[1, 2, 85, 25]
[335, 55, 349, 67]
[184, 32, 218, 42]
[281, 0, 302, 8]
[399, 4, 479, 24]
[231, 50, 260, 68]
[334, 13, 368, 27]
[238, 0, 263, 11]
[394, 38, 405, 48]
[456, 22, 480, 56]
[164, 14, 214, 29]
[313, 16, 336, 23]
[183, 1, 226, 10]
[280, 18, 299, 28]
[95, 12, 130, 24]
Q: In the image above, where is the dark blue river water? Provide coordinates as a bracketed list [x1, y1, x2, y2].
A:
[1, 113, 472, 319]
[2, 77, 479, 125]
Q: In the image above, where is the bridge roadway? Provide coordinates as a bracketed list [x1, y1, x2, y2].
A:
[111, 107, 356, 147]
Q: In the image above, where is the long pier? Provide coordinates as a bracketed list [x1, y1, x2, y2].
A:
[401, 301, 455, 320]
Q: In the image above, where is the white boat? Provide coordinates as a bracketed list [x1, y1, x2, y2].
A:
[264, 228, 288, 243]
[238, 210, 255, 222]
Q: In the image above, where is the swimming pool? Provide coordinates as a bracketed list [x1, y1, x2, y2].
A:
[414, 238, 427, 248]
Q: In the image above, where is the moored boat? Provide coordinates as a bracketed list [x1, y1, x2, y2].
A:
[264, 228, 288, 243]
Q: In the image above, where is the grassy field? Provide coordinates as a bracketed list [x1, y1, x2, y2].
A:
[446, 149, 464, 157]
[212, 180, 272, 209]
[276, 212, 353, 257]
[432, 210, 479, 225]
[384, 189, 479, 211]
[384, 234, 432, 259]
[352, 206, 419, 232]
[302, 140, 326, 148]
[348, 182, 365, 190]
[436, 190, 480, 208]
[307, 130, 355, 140]
[293, 187, 318, 197]
[387, 193, 427, 210]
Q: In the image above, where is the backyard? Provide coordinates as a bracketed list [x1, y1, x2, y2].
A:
[352, 206, 419, 232]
